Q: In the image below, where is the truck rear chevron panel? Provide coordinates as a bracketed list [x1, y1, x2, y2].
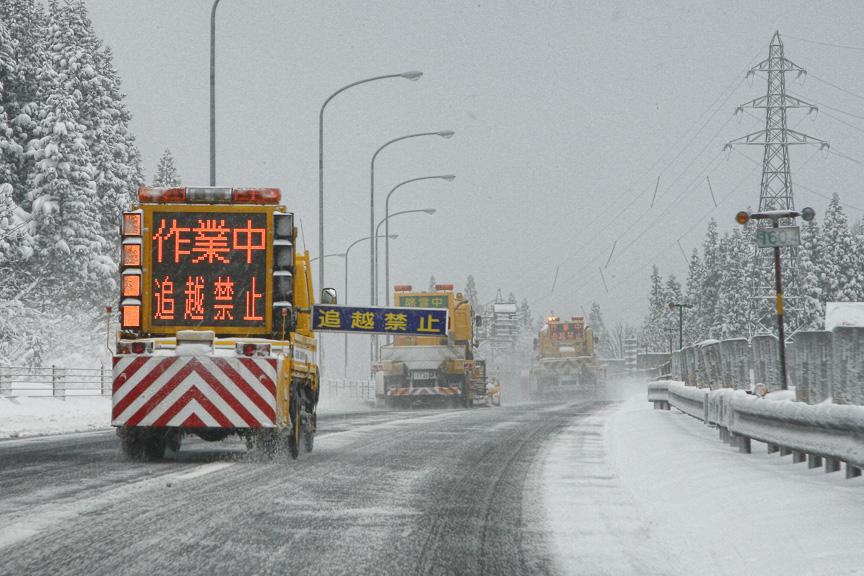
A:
[387, 386, 461, 396]
[112, 356, 277, 428]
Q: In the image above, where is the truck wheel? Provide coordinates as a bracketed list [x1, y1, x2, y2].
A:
[288, 398, 300, 460]
[119, 427, 144, 460]
[143, 433, 166, 461]
[303, 412, 315, 453]
[166, 430, 182, 453]
[462, 379, 473, 409]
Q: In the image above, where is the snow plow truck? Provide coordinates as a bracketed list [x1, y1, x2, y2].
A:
[112, 186, 332, 460]
[372, 285, 486, 408]
[528, 316, 606, 397]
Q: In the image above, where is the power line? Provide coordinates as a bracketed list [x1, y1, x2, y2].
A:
[783, 34, 864, 53]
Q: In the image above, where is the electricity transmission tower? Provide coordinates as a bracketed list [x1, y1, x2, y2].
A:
[725, 31, 828, 338]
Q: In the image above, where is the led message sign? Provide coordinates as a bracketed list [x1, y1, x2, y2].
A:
[395, 294, 451, 309]
[312, 305, 448, 336]
[148, 210, 270, 330]
[549, 321, 584, 343]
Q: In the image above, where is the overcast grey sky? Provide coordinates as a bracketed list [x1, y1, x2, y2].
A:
[84, 0, 864, 350]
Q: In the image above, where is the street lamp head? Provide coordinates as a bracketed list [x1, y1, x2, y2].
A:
[388, 234, 399, 239]
[801, 206, 816, 222]
[400, 71, 423, 81]
[422, 208, 436, 215]
[436, 130, 455, 138]
[441, 175, 456, 182]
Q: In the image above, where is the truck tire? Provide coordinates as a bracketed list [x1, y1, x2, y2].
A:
[288, 396, 300, 460]
[143, 433, 167, 461]
[118, 427, 144, 460]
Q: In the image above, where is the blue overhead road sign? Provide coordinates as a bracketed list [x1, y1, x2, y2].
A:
[312, 305, 448, 336]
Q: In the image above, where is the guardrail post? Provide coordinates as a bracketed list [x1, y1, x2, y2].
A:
[767, 443, 779, 454]
[779, 446, 791, 457]
[0, 366, 9, 398]
[825, 458, 841, 473]
[807, 454, 822, 469]
[53, 365, 66, 400]
[738, 436, 751, 454]
[847, 464, 862, 479]
[792, 450, 806, 464]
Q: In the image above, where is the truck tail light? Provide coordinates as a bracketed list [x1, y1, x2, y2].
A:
[394, 285, 413, 292]
[235, 342, 272, 357]
[435, 284, 453, 291]
[117, 340, 154, 355]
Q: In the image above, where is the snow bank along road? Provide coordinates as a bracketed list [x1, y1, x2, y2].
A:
[2, 390, 864, 576]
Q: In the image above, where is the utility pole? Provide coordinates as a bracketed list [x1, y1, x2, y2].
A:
[725, 31, 828, 338]
[668, 303, 692, 350]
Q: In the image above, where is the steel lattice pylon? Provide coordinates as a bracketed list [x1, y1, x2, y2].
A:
[726, 32, 828, 338]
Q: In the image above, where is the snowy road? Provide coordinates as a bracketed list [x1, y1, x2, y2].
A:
[2, 385, 864, 576]
[0, 403, 592, 575]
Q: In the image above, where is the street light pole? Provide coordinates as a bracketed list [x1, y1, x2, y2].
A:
[381, 176, 454, 306]
[318, 72, 422, 299]
[375, 208, 437, 306]
[310, 253, 346, 264]
[369, 131, 454, 307]
[343, 233, 397, 378]
[209, 0, 223, 186]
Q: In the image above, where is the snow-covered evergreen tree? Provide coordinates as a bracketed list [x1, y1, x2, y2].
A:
[47, 0, 142, 280]
[517, 297, 532, 331]
[588, 301, 611, 358]
[713, 225, 754, 339]
[698, 220, 721, 340]
[152, 148, 181, 187]
[819, 193, 862, 303]
[684, 247, 704, 344]
[427, 275, 436, 291]
[797, 218, 824, 330]
[640, 265, 668, 351]
[0, 0, 48, 200]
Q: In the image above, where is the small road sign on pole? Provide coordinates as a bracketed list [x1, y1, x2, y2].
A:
[755, 226, 800, 249]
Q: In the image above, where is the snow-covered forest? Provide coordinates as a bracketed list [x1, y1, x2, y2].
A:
[0, 0, 142, 366]
[639, 193, 863, 352]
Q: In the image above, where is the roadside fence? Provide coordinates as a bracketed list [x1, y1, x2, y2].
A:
[653, 326, 864, 480]
[320, 378, 375, 402]
[0, 365, 111, 398]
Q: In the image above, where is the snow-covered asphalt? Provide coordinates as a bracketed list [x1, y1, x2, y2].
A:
[2, 381, 863, 576]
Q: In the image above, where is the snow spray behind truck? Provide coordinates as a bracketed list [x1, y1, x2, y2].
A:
[528, 316, 606, 397]
[372, 284, 486, 408]
[112, 186, 331, 460]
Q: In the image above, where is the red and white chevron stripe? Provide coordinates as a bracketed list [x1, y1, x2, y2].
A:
[112, 356, 278, 428]
[386, 386, 461, 397]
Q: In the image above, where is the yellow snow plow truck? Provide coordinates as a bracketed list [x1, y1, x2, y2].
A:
[529, 316, 605, 397]
[112, 186, 328, 460]
[372, 284, 485, 408]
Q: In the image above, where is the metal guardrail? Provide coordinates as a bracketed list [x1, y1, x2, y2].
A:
[320, 378, 375, 402]
[0, 366, 111, 398]
[649, 381, 864, 480]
